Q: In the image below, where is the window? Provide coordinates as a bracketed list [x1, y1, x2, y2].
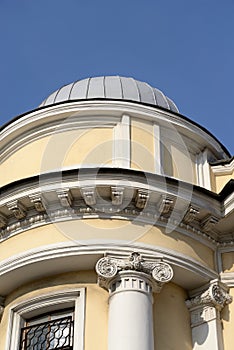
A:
[19, 309, 74, 350]
[6, 288, 85, 350]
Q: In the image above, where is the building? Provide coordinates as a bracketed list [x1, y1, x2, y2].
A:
[0, 76, 233, 350]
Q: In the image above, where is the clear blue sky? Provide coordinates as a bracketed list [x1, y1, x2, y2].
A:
[0, 0, 233, 154]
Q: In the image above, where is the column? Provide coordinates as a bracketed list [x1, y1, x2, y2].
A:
[96, 252, 173, 350]
[186, 279, 232, 350]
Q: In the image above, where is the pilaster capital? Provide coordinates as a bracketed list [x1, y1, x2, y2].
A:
[95, 252, 173, 293]
[186, 279, 232, 312]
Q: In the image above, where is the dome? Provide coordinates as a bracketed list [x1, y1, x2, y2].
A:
[40, 76, 179, 112]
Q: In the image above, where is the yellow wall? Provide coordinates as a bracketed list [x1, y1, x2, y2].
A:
[0, 273, 194, 350]
[137, 225, 214, 269]
[0, 128, 113, 187]
[0, 219, 214, 270]
[154, 282, 192, 350]
[162, 137, 196, 184]
[0, 224, 70, 262]
[214, 173, 234, 193]
[0, 271, 108, 350]
[171, 145, 196, 184]
[131, 118, 155, 172]
[222, 252, 234, 272]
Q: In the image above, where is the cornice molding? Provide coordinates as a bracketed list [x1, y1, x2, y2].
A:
[0, 169, 232, 245]
[220, 272, 234, 287]
[211, 158, 234, 176]
[0, 242, 217, 295]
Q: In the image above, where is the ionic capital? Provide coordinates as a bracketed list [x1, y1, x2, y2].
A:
[95, 252, 173, 293]
[186, 279, 232, 312]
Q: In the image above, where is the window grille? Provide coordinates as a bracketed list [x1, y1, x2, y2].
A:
[19, 315, 73, 350]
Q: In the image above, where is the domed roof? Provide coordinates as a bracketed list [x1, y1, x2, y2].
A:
[40, 76, 179, 112]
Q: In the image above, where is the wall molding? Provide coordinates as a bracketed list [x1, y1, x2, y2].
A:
[0, 242, 217, 295]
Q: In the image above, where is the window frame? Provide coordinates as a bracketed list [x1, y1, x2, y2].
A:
[5, 287, 85, 350]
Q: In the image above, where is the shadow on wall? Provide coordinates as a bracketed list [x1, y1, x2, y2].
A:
[153, 283, 193, 350]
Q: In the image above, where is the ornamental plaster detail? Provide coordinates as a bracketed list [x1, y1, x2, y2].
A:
[0, 198, 220, 245]
[0, 176, 229, 245]
[183, 205, 200, 224]
[29, 194, 47, 212]
[201, 215, 220, 233]
[135, 189, 149, 209]
[186, 280, 232, 328]
[57, 189, 73, 208]
[7, 200, 26, 220]
[111, 187, 124, 206]
[81, 187, 96, 206]
[158, 195, 174, 215]
[186, 280, 232, 312]
[95, 252, 173, 293]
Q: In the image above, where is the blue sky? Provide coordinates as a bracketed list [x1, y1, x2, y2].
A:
[0, 0, 233, 154]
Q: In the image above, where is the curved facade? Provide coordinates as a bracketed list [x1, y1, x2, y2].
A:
[0, 77, 233, 350]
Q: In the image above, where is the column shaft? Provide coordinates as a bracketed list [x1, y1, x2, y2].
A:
[108, 271, 154, 350]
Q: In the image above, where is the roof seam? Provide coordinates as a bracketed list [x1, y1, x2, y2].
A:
[68, 81, 78, 100]
[131, 77, 140, 101]
[153, 88, 158, 105]
[146, 82, 156, 104]
[39, 76, 179, 113]
[54, 86, 62, 104]
[103, 76, 106, 98]
[119, 76, 124, 99]
[86, 78, 91, 99]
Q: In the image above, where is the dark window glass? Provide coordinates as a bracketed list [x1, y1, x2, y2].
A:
[19, 309, 74, 350]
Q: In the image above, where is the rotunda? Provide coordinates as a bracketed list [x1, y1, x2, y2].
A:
[0, 76, 233, 350]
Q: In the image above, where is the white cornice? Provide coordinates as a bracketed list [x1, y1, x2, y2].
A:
[0, 242, 217, 295]
[223, 192, 234, 216]
[220, 272, 234, 287]
[211, 158, 234, 175]
[0, 171, 226, 246]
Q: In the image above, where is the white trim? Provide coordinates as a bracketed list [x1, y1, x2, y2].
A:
[153, 123, 162, 174]
[113, 114, 130, 168]
[196, 153, 204, 187]
[202, 149, 211, 190]
[211, 158, 234, 175]
[220, 272, 234, 287]
[5, 287, 85, 350]
[196, 149, 211, 190]
[0, 242, 217, 295]
[223, 191, 234, 216]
